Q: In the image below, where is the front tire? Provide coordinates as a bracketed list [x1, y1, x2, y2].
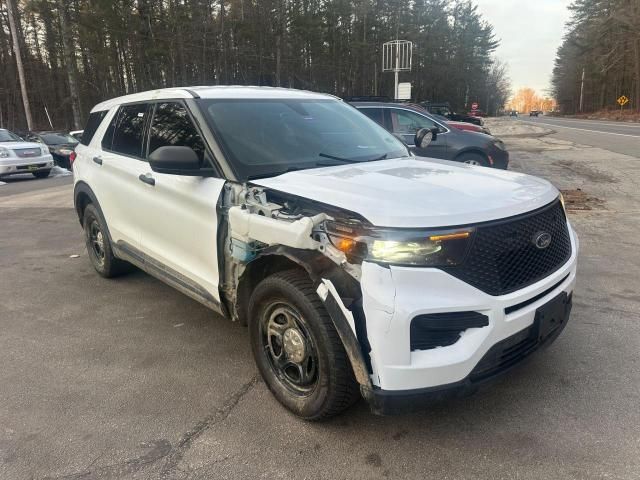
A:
[248, 270, 359, 420]
[83, 204, 132, 278]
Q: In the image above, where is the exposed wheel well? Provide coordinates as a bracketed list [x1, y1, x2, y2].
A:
[236, 255, 307, 325]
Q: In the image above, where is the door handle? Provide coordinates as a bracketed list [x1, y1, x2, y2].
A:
[138, 173, 155, 186]
[92, 156, 102, 165]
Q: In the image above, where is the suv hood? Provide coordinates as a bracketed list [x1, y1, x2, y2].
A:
[251, 157, 559, 228]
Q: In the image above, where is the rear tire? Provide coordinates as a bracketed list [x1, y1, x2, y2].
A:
[248, 269, 360, 420]
[32, 169, 51, 178]
[458, 152, 489, 167]
[83, 204, 132, 278]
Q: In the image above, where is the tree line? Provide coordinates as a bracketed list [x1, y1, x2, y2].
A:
[1, 0, 511, 131]
[552, 0, 640, 114]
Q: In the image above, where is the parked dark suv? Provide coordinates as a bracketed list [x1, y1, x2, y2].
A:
[351, 102, 509, 168]
[26, 131, 79, 169]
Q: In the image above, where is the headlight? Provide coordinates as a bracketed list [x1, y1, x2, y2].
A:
[40, 146, 48, 155]
[0, 147, 11, 158]
[325, 221, 474, 266]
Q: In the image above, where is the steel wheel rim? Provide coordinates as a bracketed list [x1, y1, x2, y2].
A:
[88, 220, 105, 266]
[464, 158, 481, 165]
[260, 302, 319, 396]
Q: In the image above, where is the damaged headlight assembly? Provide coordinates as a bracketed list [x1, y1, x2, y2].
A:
[324, 221, 474, 267]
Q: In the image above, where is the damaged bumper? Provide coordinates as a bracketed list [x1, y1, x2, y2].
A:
[354, 225, 578, 414]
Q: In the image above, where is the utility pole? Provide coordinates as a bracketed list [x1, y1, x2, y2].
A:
[579, 67, 585, 113]
[6, 0, 33, 131]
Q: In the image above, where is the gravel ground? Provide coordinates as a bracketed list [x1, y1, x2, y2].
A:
[1, 123, 639, 479]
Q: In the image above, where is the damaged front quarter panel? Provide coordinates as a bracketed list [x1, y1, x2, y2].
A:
[218, 183, 374, 395]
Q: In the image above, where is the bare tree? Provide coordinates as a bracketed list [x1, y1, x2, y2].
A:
[5, 0, 32, 130]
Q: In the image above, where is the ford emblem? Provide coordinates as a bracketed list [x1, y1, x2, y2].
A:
[533, 231, 552, 249]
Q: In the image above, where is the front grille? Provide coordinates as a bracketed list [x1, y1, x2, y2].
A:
[443, 200, 571, 296]
[470, 326, 537, 382]
[14, 148, 42, 158]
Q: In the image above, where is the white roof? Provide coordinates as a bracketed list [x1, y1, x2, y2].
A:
[91, 86, 338, 112]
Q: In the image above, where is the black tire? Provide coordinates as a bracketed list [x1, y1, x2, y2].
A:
[458, 152, 489, 167]
[248, 269, 360, 420]
[83, 204, 132, 278]
[32, 169, 51, 178]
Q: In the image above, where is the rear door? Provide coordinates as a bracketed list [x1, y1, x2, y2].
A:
[94, 102, 152, 253]
[387, 107, 449, 159]
[136, 101, 226, 304]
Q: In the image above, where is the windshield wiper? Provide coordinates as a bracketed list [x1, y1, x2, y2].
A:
[318, 153, 361, 163]
[319, 152, 391, 163]
[246, 165, 308, 180]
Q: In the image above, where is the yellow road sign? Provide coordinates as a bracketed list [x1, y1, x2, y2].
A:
[617, 95, 629, 106]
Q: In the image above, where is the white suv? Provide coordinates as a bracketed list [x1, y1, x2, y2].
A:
[0, 129, 54, 178]
[74, 87, 578, 420]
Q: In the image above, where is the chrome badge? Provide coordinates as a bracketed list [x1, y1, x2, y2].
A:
[533, 231, 552, 249]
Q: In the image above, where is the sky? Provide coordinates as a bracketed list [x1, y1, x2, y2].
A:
[474, 0, 574, 97]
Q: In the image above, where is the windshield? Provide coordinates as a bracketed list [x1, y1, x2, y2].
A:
[198, 98, 408, 180]
[0, 130, 23, 142]
[40, 133, 79, 145]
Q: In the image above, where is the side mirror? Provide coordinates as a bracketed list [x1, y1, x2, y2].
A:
[415, 128, 438, 149]
[148, 146, 202, 175]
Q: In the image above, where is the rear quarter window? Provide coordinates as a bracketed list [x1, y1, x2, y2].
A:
[81, 110, 108, 146]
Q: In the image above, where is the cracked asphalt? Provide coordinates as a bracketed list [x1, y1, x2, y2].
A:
[1, 122, 640, 479]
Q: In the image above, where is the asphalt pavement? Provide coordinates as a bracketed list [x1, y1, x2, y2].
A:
[1, 131, 640, 479]
[523, 116, 640, 158]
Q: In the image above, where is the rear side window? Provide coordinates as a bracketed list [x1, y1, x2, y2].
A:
[80, 111, 108, 146]
[102, 103, 149, 158]
[148, 102, 205, 163]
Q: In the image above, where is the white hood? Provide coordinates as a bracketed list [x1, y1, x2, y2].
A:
[251, 157, 559, 228]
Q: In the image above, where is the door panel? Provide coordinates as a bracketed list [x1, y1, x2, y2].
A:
[138, 173, 226, 301]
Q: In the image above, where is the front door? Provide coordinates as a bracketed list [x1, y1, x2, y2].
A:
[136, 101, 226, 304]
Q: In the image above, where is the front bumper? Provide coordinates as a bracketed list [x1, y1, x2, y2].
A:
[0, 155, 54, 176]
[489, 148, 509, 169]
[359, 223, 578, 411]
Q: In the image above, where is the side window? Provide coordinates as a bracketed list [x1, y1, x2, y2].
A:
[105, 103, 149, 158]
[389, 109, 437, 135]
[148, 102, 206, 163]
[81, 110, 108, 146]
[360, 108, 385, 127]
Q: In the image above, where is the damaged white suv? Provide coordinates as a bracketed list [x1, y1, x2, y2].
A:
[74, 87, 578, 420]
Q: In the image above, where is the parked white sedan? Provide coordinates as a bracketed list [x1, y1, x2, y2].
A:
[0, 129, 54, 179]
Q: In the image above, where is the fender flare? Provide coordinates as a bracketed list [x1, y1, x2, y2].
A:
[73, 181, 113, 242]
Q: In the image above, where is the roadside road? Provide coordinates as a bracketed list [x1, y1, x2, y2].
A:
[522, 116, 640, 158]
